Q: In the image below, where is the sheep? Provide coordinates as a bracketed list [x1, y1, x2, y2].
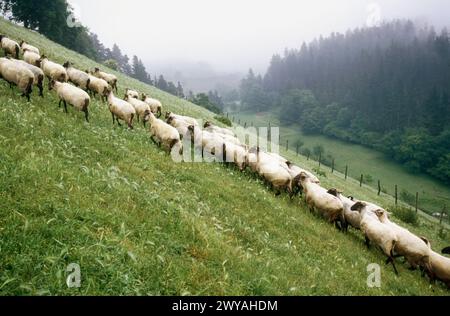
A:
[124, 95, 151, 126]
[142, 94, 163, 117]
[286, 162, 320, 184]
[298, 172, 346, 229]
[92, 67, 118, 93]
[165, 112, 198, 127]
[167, 115, 193, 140]
[375, 210, 431, 271]
[0, 35, 20, 59]
[257, 159, 293, 196]
[63, 62, 91, 91]
[326, 189, 362, 231]
[148, 112, 182, 154]
[107, 91, 135, 129]
[86, 73, 110, 102]
[422, 240, 450, 288]
[12, 59, 44, 97]
[204, 121, 235, 137]
[0, 57, 34, 101]
[23, 49, 41, 67]
[48, 80, 90, 122]
[224, 142, 248, 171]
[125, 88, 139, 99]
[351, 201, 399, 274]
[39, 55, 68, 82]
[20, 41, 40, 55]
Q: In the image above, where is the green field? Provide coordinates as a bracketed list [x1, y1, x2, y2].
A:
[229, 111, 450, 217]
[1, 18, 450, 295]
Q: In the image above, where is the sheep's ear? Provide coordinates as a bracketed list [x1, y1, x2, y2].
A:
[351, 201, 365, 212]
[374, 209, 385, 217]
[327, 188, 339, 197]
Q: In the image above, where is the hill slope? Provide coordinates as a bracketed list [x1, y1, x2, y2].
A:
[0, 18, 449, 295]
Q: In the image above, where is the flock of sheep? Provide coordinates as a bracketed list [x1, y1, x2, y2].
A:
[1, 34, 450, 290]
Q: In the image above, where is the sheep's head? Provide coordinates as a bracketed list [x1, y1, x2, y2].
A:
[143, 110, 151, 123]
[350, 201, 367, 213]
[166, 116, 174, 125]
[124, 94, 129, 101]
[165, 112, 172, 120]
[141, 93, 147, 101]
[94, 67, 100, 72]
[374, 209, 388, 221]
[0, 35, 4, 41]
[327, 188, 342, 197]
[63, 61, 71, 69]
[204, 121, 212, 128]
[48, 80, 56, 91]
[19, 40, 25, 46]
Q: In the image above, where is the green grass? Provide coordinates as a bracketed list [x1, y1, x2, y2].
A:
[1, 18, 450, 296]
[230, 111, 450, 216]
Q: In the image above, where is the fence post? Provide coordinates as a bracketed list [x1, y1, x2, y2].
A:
[238, 119, 241, 125]
[268, 122, 271, 141]
[395, 185, 398, 206]
[286, 140, 289, 151]
[226, 113, 228, 118]
[244, 122, 247, 128]
[307, 153, 310, 161]
[345, 165, 348, 180]
[296, 144, 299, 156]
[232, 116, 235, 123]
[378, 180, 381, 196]
[331, 159, 335, 173]
[318, 152, 322, 168]
[415, 192, 419, 214]
[360, 174, 363, 187]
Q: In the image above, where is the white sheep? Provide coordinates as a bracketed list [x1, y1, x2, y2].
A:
[148, 112, 183, 154]
[20, 40, 40, 55]
[23, 49, 41, 67]
[12, 59, 44, 97]
[0, 35, 20, 59]
[224, 142, 248, 171]
[326, 189, 361, 231]
[63, 62, 91, 91]
[86, 73, 110, 102]
[142, 94, 163, 117]
[257, 159, 293, 196]
[39, 55, 68, 82]
[0, 57, 34, 101]
[165, 112, 199, 127]
[107, 91, 136, 129]
[49, 80, 90, 122]
[375, 210, 431, 271]
[422, 240, 450, 288]
[167, 115, 193, 140]
[124, 95, 151, 126]
[92, 67, 118, 93]
[125, 88, 139, 99]
[204, 121, 235, 137]
[351, 201, 399, 274]
[298, 172, 345, 228]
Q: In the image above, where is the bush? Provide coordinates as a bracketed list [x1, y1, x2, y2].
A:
[364, 174, 374, 184]
[214, 116, 232, 127]
[392, 206, 419, 226]
[400, 190, 415, 204]
[438, 227, 447, 240]
[313, 168, 327, 178]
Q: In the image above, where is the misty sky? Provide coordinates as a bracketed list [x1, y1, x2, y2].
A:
[69, 0, 450, 73]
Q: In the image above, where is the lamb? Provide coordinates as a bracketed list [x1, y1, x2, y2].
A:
[204, 121, 235, 137]
[375, 210, 431, 271]
[0, 57, 34, 101]
[92, 67, 118, 93]
[20, 41, 40, 55]
[49, 80, 90, 122]
[12, 59, 44, 97]
[142, 94, 163, 117]
[124, 95, 151, 126]
[422, 240, 450, 288]
[63, 62, 90, 91]
[326, 189, 360, 231]
[107, 91, 135, 129]
[86, 74, 110, 102]
[148, 112, 183, 154]
[351, 201, 399, 274]
[125, 88, 139, 99]
[0, 35, 20, 59]
[23, 49, 41, 67]
[298, 172, 346, 229]
[165, 112, 198, 127]
[39, 55, 68, 82]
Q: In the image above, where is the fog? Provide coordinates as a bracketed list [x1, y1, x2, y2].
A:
[69, 0, 450, 73]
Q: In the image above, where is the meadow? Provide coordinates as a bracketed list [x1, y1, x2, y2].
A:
[0, 17, 449, 295]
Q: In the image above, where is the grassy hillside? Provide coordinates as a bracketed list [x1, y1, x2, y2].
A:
[0, 18, 449, 296]
[231, 111, 450, 217]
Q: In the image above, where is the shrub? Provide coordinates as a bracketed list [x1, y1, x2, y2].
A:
[364, 174, 374, 184]
[438, 227, 447, 240]
[400, 190, 415, 204]
[313, 168, 327, 178]
[392, 206, 419, 226]
[214, 116, 232, 127]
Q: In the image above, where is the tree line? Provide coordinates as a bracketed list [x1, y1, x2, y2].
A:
[240, 20, 450, 184]
[0, 0, 187, 98]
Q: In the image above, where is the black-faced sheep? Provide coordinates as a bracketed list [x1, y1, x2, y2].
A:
[49, 80, 90, 122]
[0, 35, 20, 59]
[92, 67, 118, 93]
[39, 55, 68, 82]
[107, 91, 135, 129]
[0, 57, 34, 101]
[63, 62, 91, 91]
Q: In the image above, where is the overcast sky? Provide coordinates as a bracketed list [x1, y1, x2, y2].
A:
[68, 0, 450, 73]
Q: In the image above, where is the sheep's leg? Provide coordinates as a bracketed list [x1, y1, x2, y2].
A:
[63, 100, 68, 113]
[84, 109, 89, 123]
[59, 99, 62, 108]
[136, 114, 140, 123]
[38, 84, 43, 97]
[365, 236, 370, 248]
[111, 113, 115, 125]
[388, 257, 399, 275]
[116, 117, 122, 127]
